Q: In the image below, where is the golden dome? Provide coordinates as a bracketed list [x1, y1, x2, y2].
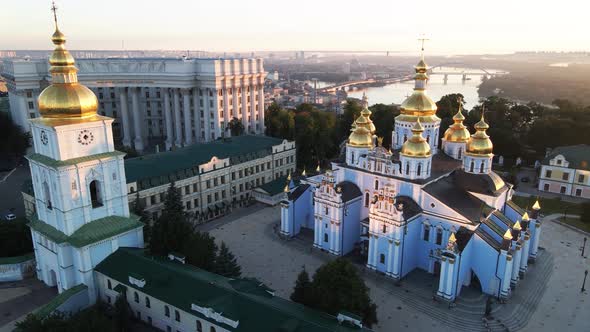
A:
[348, 126, 373, 148]
[443, 105, 470, 143]
[466, 113, 493, 155]
[401, 120, 431, 157]
[38, 24, 98, 119]
[358, 93, 376, 134]
[398, 57, 437, 116]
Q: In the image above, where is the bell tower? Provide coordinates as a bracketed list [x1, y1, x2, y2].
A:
[26, 4, 143, 300]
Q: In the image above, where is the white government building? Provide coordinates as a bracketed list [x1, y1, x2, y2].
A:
[3, 54, 267, 152]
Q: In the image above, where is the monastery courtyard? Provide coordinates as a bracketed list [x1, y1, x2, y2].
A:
[209, 205, 589, 332]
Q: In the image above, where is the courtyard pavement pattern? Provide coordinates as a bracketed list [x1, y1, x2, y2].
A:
[210, 206, 590, 332]
[0, 279, 57, 331]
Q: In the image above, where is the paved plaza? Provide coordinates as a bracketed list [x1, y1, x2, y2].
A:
[210, 206, 590, 332]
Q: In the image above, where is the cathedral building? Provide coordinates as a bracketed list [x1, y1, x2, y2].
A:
[281, 57, 543, 301]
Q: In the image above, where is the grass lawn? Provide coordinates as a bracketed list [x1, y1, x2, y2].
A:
[511, 195, 583, 216]
[558, 217, 590, 233]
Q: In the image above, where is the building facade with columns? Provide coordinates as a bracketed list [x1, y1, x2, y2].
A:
[2, 57, 267, 152]
[280, 57, 544, 302]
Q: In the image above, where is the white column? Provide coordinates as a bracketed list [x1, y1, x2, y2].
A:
[232, 84, 239, 120]
[314, 218, 321, 247]
[386, 240, 394, 274]
[502, 255, 513, 295]
[258, 79, 265, 134]
[531, 222, 541, 258]
[212, 90, 221, 139]
[204, 89, 211, 141]
[392, 241, 400, 277]
[182, 89, 192, 146]
[334, 223, 340, 255]
[119, 88, 132, 147]
[193, 89, 201, 143]
[250, 84, 256, 134]
[163, 88, 173, 150]
[438, 260, 448, 294]
[222, 86, 230, 137]
[445, 261, 454, 297]
[511, 245, 521, 283]
[173, 89, 182, 147]
[520, 234, 530, 273]
[241, 80, 249, 131]
[131, 88, 144, 152]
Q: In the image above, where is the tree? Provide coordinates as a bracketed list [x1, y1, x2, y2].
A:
[132, 192, 151, 245]
[290, 267, 312, 305]
[16, 304, 116, 332]
[370, 103, 399, 148]
[0, 112, 30, 169]
[183, 231, 218, 271]
[337, 99, 362, 141]
[0, 218, 33, 257]
[228, 117, 245, 137]
[214, 241, 241, 278]
[113, 294, 132, 332]
[149, 182, 193, 256]
[297, 258, 378, 327]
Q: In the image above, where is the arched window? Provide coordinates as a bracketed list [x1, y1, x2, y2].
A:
[107, 279, 112, 290]
[480, 162, 485, 173]
[436, 228, 443, 245]
[405, 162, 410, 175]
[165, 305, 170, 317]
[417, 163, 422, 176]
[89, 180, 103, 208]
[470, 161, 474, 173]
[351, 151, 355, 164]
[458, 148, 462, 159]
[145, 296, 150, 308]
[210, 327, 216, 332]
[324, 233, 329, 242]
[426, 134, 431, 144]
[43, 181, 52, 210]
[365, 192, 370, 207]
[380, 254, 385, 264]
[133, 291, 139, 303]
[197, 321, 203, 332]
[374, 180, 379, 190]
[403, 134, 408, 143]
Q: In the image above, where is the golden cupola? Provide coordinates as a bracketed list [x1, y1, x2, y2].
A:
[466, 112, 493, 155]
[401, 119, 431, 157]
[37, 16, 98, 120]
[358, 93, 376, 134]
[348, 117, 373, 148]
[399, 57, 438, 118]
[443, 102, 471, 143]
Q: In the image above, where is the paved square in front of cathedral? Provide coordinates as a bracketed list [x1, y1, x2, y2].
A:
[210, 206, 590, 332]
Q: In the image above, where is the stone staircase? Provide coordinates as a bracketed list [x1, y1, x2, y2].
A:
[362, 250, 554, 332]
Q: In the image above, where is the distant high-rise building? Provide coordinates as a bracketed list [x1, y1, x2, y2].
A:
[3, 57, 267, 152]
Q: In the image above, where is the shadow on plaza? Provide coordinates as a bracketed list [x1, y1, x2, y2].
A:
[280, 224, 554, 332]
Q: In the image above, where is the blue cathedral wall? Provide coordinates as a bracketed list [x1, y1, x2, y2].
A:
[470, 236, 502, 296]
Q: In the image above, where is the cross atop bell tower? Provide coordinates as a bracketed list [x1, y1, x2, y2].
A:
[51, 1, 59, 28]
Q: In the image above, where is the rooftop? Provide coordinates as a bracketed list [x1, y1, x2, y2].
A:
[125, 136, 288, 190]
[95, 248, 370, 332]
[543, 144, 590, 170]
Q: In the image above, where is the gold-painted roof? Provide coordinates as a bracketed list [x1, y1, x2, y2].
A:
[348, 126, 373, 148]
[448, 232, 456, 243]
[443, 106, 470, 143]
[38, 23, 98, 120]
[503, 229, 513, 240]
[401, 120, 431, 158]
[466, 113, 493, 155]
[395, 114, 441, 123]
[400, 90, 438, 115]
[521, 212, 529, 221]
[513, 220, 522, 231]
[532, 200, 541, 210]
[358, 93, 376, 134]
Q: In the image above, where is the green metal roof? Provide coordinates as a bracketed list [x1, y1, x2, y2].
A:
[35, 284, 88, 318]
[28, 215, 143, 248]
[542, 144, 590, 170]
[95, 248, 370, 332]
[0, 253, 34, 265]
[257, 176, 289, 196]
[124, 135, 287, 190]
[26, 151, 125, 169]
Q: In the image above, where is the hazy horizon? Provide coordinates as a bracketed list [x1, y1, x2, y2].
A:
[2, 0, 589, 54]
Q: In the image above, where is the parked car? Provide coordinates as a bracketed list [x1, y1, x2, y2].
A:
[4, 213, 16, 221]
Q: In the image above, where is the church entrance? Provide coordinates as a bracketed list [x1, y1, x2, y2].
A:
[470, 270, 482, 292]
[89, 180, 103, 208]
[48, 269, 58, 287]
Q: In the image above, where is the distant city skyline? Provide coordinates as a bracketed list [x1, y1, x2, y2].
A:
[1, 0, 588, 54]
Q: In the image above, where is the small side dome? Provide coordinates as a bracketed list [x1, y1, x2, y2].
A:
[443, 108, 470, 142]
[348, 126, 373, 148]
[401, 120, 431, 157]
[466, 113, 493, 155]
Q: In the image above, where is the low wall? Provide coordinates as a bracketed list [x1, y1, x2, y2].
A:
[0, 253, 35, 282]
[36, 284, 90, 318]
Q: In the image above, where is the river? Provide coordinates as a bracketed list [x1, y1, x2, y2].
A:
[339, 67, 503, 109]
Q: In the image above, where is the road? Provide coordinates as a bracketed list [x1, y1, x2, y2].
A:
[0, 164, 30, 219]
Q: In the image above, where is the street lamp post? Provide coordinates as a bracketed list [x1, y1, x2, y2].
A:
[582, 237, 587, 257]
[582, 270, 588, 293]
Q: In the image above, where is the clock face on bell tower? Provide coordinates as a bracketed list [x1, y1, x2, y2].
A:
[40, 130, 49, 145]
[77, 129, 94, 146]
